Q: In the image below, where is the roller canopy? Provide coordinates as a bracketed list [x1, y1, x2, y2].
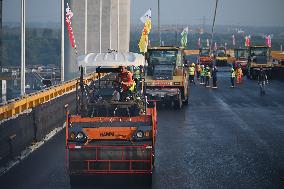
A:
[77, 52, 145, 67]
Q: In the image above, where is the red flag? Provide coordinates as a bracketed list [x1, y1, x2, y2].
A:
[232, 35, 236, 46]
[66, 3, 76, 49]
[245, 35, 251, 47]
[266, 35, 271, 47]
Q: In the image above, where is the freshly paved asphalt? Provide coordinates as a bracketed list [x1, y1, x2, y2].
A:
[1, 69, 284, 189]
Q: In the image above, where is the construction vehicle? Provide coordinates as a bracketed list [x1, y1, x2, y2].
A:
[198, 47, 213, 66]
[232, 48, 249, 74]
[247, 46, 273, 79]
[145, 46, 189, 109]
[271, 51, 284, 78]
[215, 46, 228, 66]
[66, 52, 157, 185]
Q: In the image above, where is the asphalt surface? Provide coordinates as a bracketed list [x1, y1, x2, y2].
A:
[0, 68, 284, 189]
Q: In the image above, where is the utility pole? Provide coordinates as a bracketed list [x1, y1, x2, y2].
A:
[158, 0, 161, 46]
[21, 0, 26, 96]
[0, 0, 3, 101]
[61, 0, 64, 82]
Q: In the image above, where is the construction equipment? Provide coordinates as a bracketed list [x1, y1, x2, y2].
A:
[66, 52, 157, 185]
[145, 46, 189, 109]
[247, 46, 273, 79]
[233, 48, 249, 74]
[215, 46, 228, 66]
[198, 47, 213, 66]
[271, 51, 284, 78]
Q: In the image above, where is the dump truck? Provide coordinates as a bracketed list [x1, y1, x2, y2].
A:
[145, 46, 189, 109]
[215, 46, 228, 66]
[198, 47, 214, 66]
[66, 52, 157, 185]
[247, 45, 273, 79]
[233, 48, 249, 74]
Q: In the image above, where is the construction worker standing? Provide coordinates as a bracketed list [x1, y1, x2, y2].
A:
[236, 67, 243, 84]
[205, 65, 211, 88]
[200, 65, 205, 85]
[196, 63, 201, 80]
[188, 63, 196, 84]
[230, 67, 236, 88]
[212, 66, 218, 88]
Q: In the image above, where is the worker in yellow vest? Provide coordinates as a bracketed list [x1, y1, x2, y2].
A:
[188, 63, 196, 84]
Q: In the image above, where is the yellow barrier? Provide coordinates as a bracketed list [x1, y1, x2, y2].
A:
[0, 73, 102, 121]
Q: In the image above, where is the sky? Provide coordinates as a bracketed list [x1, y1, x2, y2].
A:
[2, 0, 284, 27]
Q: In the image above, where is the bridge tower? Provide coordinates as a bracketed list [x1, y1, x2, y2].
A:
[65, 0, 131, 80]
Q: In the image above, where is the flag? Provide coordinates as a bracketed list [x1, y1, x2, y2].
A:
[206, 39, 210, 47]
[65, 3, 76, 49]
[181, 27, 189, 48]
[232, 34, 236, 46]
[214, 42, 217, 51]
[197, 37, 201, 48]
[266, 35, 271, 47]
[225, 43, 227, 50]
[140, 9, 151, 23]
[245, 35, 251, 47]
[138, 19, 152, 53]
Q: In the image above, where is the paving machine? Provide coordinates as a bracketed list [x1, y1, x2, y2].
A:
[215, 46, 228, 66]
[66, 52, 157, 185]
[247, 45, 273, 79]
[198, 47, 213, 66]
[145, 46, 189, 109]
[233, 48, 249, 74]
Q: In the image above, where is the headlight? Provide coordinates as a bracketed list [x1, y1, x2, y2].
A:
[136, 131, 144, 138]
[76, 132, 84, 140]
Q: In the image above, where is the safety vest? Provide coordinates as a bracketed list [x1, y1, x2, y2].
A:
[188, 67, 195, 76]
[205, 69, 211, 77]
[129, 82, 136, 92]
[134, 69, 140, 79]
[200, 68, 205, 76]
[231, 70, 235, 78]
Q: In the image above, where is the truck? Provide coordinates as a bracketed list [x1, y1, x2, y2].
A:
[66, 52, 157, 185]
[233, 48, 249, 75]
[198, 47, 213, 66]
[145, 46, 189, 109]
[247, 45, 273, 79]
[215, 46, 228, 66]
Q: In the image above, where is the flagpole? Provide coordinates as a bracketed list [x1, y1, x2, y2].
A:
[99, 0, 102, 53]
[117, 0, 120, 52]
[85, 0, 88, 54]
[20, 0, 26, 96]
[210, 0, 219, 53]
[158, 0, 161, 46]
[61, 0, 64, 82]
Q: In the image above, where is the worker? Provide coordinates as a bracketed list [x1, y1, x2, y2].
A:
[119, 66, 135, 100]
[200, 65, 205, 85]
[133, 66, 142, 91]
[236, 66, 243, 84]
[196, 63, 201, 80]
[258, 67, 268, 95]
[205, 65, 211, 88]
[212, 66, 218, 88]
[230, 67, 236, 88]
[188, 63, 196, 84]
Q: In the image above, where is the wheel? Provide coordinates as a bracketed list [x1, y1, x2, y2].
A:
[174, 94, 182, 109]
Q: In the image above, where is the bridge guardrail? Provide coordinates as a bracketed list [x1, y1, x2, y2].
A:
[0, 72, 103, 121]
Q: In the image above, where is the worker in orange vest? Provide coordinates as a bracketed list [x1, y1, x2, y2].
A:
[236, 67, 243, 84]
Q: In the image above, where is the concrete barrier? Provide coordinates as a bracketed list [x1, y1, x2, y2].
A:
[0, 91, 77, 167]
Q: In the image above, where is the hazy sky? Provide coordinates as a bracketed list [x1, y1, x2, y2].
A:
[3, 0, 284, 27]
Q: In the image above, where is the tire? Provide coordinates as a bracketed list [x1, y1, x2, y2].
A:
[174, 94, 182, 109]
